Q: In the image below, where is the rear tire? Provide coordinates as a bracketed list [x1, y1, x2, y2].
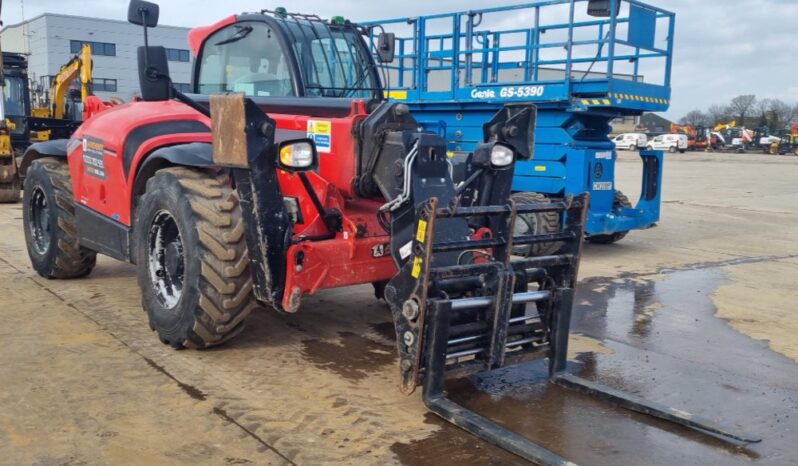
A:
[134, 167, 258, 349]
[668, 146, 677, 153]
[510, 191, 561, 257]
[23, 158, 97, 278]
[586, 191, 632, 245]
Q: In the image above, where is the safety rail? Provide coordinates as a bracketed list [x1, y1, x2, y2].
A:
[363, 0, 674, 110]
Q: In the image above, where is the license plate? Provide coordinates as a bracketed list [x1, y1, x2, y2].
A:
[592, 181, 613, 191]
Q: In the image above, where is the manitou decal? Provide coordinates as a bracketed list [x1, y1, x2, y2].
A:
[82, 136, 107, 180]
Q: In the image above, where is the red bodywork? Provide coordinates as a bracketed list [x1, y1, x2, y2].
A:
[69, 98, 397, 312]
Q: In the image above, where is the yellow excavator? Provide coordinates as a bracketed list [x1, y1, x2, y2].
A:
[713, 120, 736, 132]
[30, 43, 93, 141]
[0, 1, 21, 202]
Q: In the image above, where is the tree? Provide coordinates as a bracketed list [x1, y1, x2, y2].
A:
[753, 99, 771, 128]
[679, 110, 709, 127]
[706, 104, 731, 126]
[727, 94, 757, 126]
[765, 99, 792, 132]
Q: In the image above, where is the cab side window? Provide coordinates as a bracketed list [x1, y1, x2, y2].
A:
[197, 22, 295, 97]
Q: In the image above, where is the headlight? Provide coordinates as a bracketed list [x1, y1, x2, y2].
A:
[490, 143, 514, 167]
[279, 140, 316, 170]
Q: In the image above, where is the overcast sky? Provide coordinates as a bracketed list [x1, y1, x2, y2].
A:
[4, 0, 796, 120]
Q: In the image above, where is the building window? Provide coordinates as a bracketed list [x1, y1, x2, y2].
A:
[166, 48, 190, 62]
[70, 40, 116, 57]
[93, 78, 117, 92]
[173, 83, 191, 93]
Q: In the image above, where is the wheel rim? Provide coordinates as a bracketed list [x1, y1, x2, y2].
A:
[28, 186, 51, 255]
[148, 210, 185, 309]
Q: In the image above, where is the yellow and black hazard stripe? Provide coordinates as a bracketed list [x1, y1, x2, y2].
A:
[580, 98, 614, 106]
[607, 92, 670, 105]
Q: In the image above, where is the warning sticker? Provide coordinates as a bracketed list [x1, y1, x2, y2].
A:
[82, 136, 106, 180]
[399, 241, 412, 260]
[307, 120, 332, 153]
[415, 219, 428, 243]
[592, 181, 613, 191]
[411, 256, 423, 278]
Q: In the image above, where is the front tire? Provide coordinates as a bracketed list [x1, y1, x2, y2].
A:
[22, 158, 97, 278]
[134, 167, 258, 349]
[586, 191, 632, 245]
[510, 191, 562, 257]
[668, 146, 677, 153]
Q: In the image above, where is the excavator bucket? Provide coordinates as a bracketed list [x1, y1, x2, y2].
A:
[0, 122, 21, 203]
[376, 104, 760, 465]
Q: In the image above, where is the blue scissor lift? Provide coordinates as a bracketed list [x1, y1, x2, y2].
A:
[364, 0, 675, 248]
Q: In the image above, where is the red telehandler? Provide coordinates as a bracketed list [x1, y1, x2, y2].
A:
[18, 2, 759, 463]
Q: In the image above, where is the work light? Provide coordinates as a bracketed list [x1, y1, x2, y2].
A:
[490, 143, 514, 167]
[279, 140, 317, 170]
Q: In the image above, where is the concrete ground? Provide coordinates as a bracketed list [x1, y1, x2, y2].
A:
[0, 151, 796, 465]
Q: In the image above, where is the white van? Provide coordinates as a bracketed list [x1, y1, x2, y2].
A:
[612, 133, 648, 150]
[646, 134, 688, 153]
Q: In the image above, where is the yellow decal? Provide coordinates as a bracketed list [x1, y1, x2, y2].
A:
[416, 219, 428, 243]
[307, 120, 332, 153]
[411, 256, 423, 278]
[386, 90, 408, 100]
[534, 165, 547, 172]
[446, 150, 455, 158]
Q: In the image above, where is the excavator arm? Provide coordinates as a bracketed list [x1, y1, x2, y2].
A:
[50, 43, 92, 119]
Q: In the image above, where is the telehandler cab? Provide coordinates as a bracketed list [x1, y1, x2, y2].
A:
[19, 1, 760, 463]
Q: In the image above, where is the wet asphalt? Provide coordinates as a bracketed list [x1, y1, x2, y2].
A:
[391, 261, 798, 466]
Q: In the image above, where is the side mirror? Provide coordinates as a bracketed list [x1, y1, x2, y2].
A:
[278, 139, 318, 172]
[137, 46, 171, 101]
[128, 0, 159, 27]
[376, 32, 396, 63]
[587, 0, 621, 17]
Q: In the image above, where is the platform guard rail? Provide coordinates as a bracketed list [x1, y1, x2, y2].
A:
[363, 0, 674, 238]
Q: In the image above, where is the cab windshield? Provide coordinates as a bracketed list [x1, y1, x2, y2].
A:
[3, 76, 27, 116]
[196, 18, 381, 99]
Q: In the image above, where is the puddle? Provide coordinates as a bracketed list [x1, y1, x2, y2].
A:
[391, 412, 527, 466]
[371, 321, 396, 342]
[301, 331, 396, 381]
[392, 266, 798, 465]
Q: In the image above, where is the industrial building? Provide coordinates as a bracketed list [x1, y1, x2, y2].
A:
[0, 13, 192, 104]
